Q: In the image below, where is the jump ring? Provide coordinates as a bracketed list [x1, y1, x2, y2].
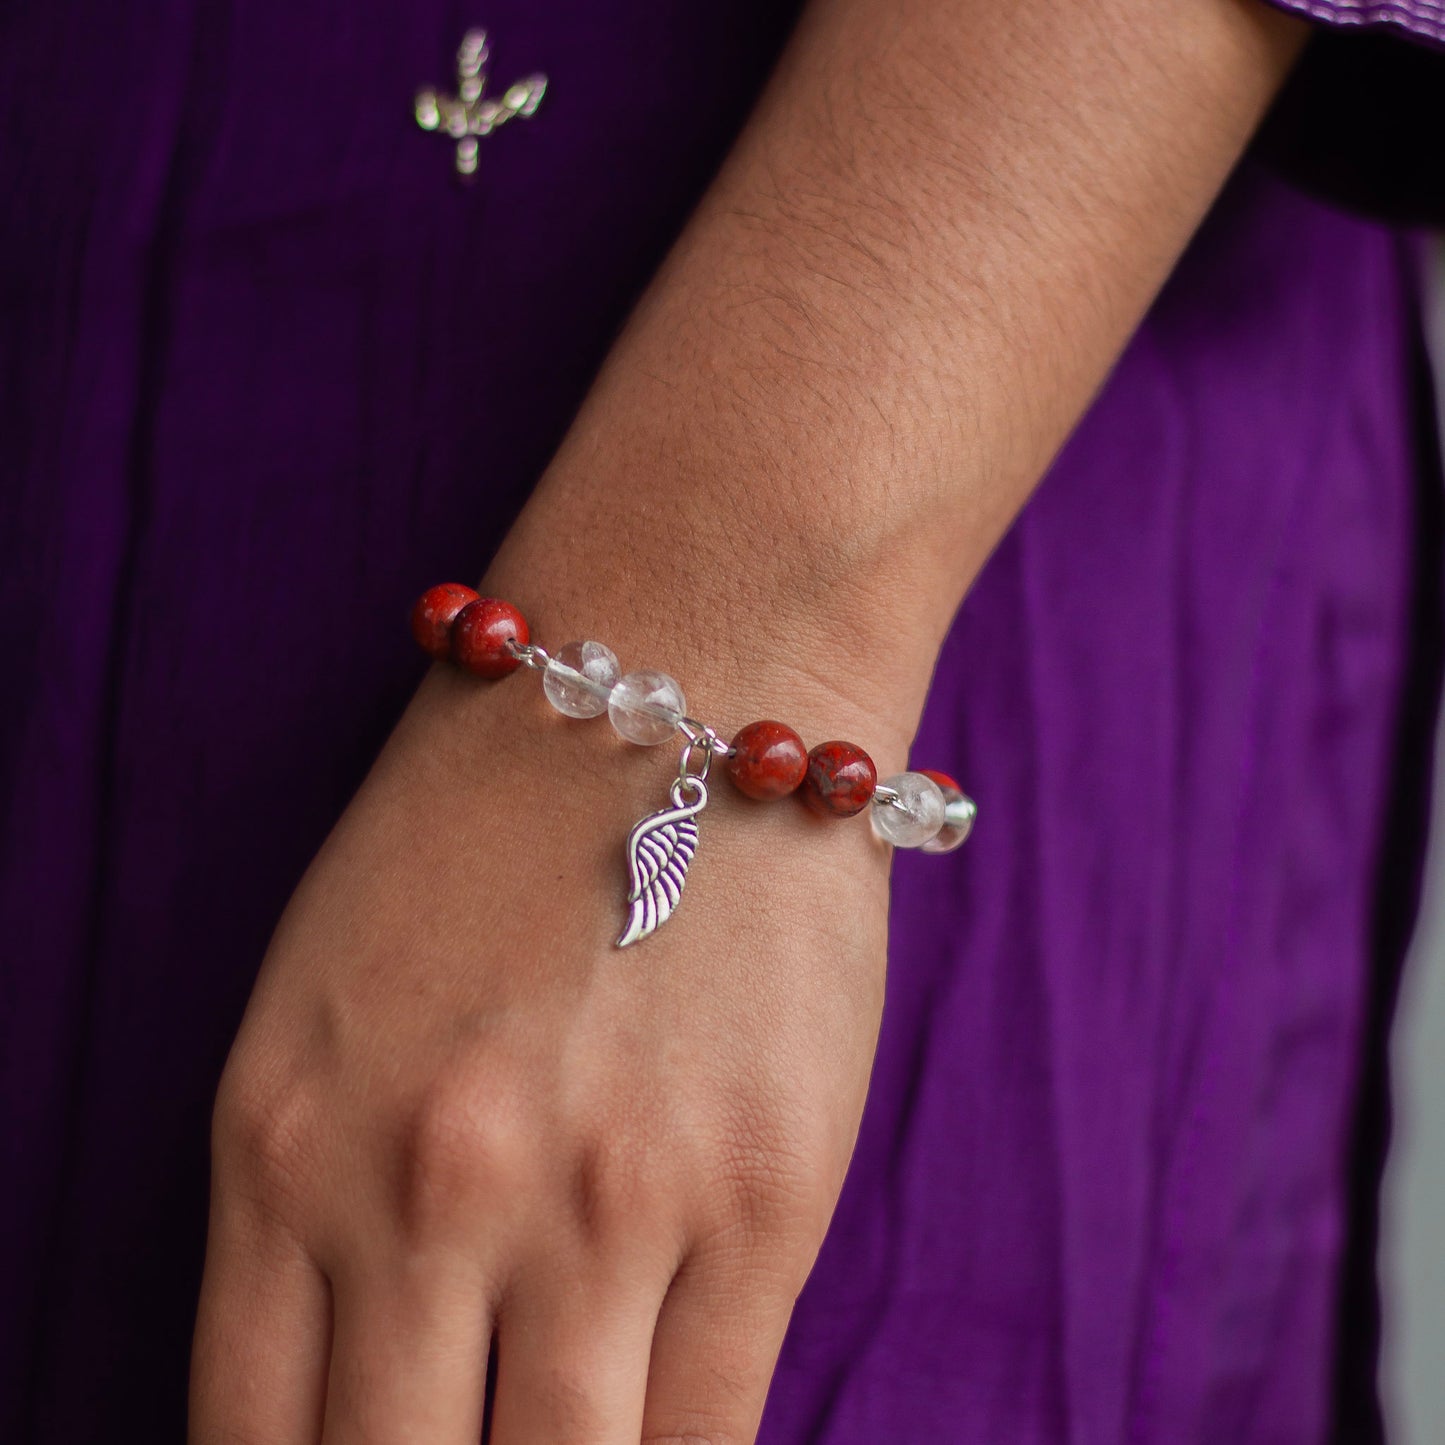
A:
[677, 735, 713, 789]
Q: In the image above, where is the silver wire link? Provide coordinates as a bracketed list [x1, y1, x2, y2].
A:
[504, 638, 551, 672]
[677, 715, 734, 760]
[677, 733, 715, 793]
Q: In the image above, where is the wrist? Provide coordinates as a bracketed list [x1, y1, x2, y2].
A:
[395, 569, 977, 951]
[478, 466, 945, 773]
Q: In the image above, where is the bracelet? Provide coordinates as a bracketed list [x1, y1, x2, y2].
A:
[412, 584, 977, 947]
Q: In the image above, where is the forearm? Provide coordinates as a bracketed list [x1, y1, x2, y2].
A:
[197, 11, 1313, 1435]
[482, 0, 1305, 756]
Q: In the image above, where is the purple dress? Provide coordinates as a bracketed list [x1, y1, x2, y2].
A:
[3, 3, 1443, 1440]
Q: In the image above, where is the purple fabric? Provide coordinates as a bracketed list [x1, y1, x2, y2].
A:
[1258, 20, 1445, 225]
[1272, 0, 1445, 45]
[782, 195, 1430, 1443]
[1, 4, 1441, 1442]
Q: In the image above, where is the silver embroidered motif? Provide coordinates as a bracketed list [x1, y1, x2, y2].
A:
[415, 29, 547, 176]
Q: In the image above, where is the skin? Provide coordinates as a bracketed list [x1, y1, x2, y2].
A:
[190, 1, 1308, 1441]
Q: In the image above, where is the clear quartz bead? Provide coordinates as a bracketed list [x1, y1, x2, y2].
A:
[870, 771, 947, 848]
[542, 640, 620, 719]
[922, 784, 977, 854]
[608, 669, 686, 745]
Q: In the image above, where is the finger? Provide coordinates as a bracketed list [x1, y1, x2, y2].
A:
[487, 1263, 665, 1444]
[189, 1209, 330, 1444]
[319, 1260, 492, 1444]
[640, 1240, 800, 1445]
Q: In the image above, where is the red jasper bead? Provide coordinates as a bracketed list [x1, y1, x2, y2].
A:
[449, 597, 529, 678]
[919, 768, 961, 794]
[725, 720, 808, 801]
[800, 739, 877, 818]
[410, 582, 480, 658]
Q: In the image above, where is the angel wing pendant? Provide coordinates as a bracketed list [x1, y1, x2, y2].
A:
[616, 775, 708, 947]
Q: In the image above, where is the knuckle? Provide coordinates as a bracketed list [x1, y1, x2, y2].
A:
[713, 1098, 826, 1238]
[642, 1424, 742, 1445]
[567, 1130, 665, 1244]
[211, 1061, 316, 1211]
[513, 1366, 613, 1436]
[394, 1077, 531, 1235]
[192, 1429, 276, 1445]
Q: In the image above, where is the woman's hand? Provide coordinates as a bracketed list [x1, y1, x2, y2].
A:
[190, 0, 1305, 1434]
[190, 659, 895, 1443]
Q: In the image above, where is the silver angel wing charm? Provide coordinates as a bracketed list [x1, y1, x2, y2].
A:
[616, 776, 708, 948]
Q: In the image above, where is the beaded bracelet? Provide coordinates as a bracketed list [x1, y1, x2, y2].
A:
[413, 584, 977, 947]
